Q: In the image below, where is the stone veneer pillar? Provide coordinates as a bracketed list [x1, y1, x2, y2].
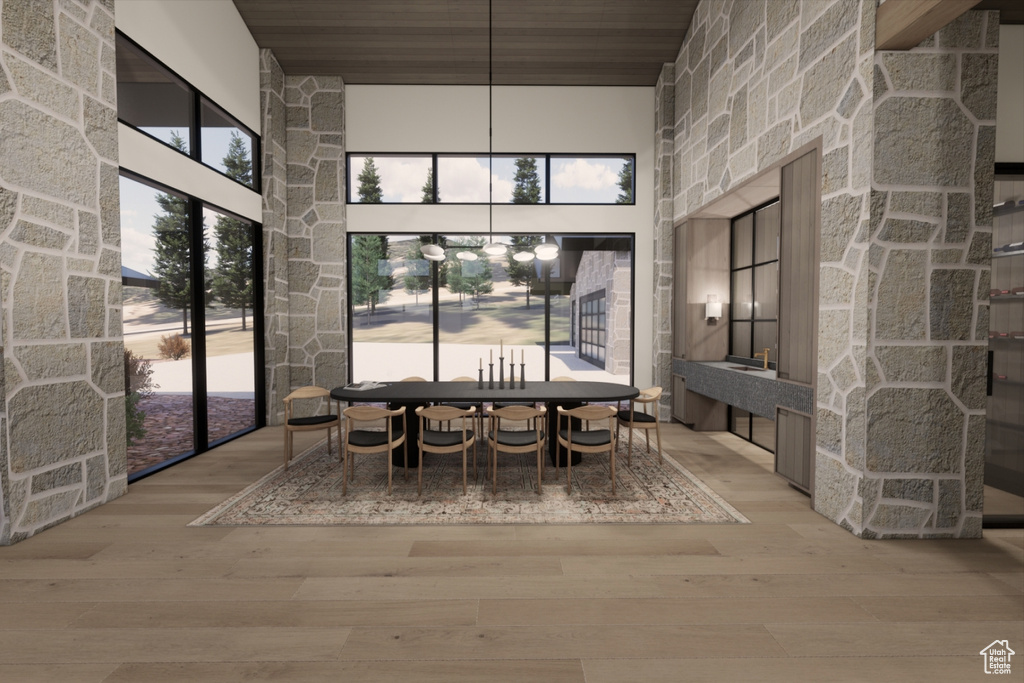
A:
[260, 56, 347, 425]
[670, 0, 994, 538]
[0, 0, 126, 544]
[653, 63, 675, 416]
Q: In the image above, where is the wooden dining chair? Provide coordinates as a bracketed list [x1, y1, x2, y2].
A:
[439, 376, 485, 448]
[616, 386, 664, 466]
[341, 405, 407, 495]
[487, 405, 546, 494]
[416, 405, 476, 495]
[556, 404, 618, 495]
[283, 386, 341, 469]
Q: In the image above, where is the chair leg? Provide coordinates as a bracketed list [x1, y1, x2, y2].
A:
[342, 442, 349, 495]
[492, 445, 498, 495]
[283, 428, 290, 469]
[536, 444, 543, 495]
[403, 440, 409, 481]
[387, 448, 392, 495]
[417, 446, 423, 496]
[610, 447, 616, 495]
[462, 444, 468, 495]
[566, 445, 572, 494]
[655, 421, 663, 466]
[625, 425, 633, 467]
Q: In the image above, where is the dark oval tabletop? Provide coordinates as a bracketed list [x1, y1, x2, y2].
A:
[331, 380, 638, 404]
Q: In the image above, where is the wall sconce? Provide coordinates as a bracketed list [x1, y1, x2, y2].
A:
[705, 295, 722, 320]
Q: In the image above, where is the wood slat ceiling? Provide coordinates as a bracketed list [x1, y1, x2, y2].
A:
[230, 0, 701, 85]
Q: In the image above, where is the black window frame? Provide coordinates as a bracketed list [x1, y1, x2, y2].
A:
[119, 169, 266, 483]
[346, 153, 636, 205]
[115, 30, 261, 194]
[729, 199, 780, 367]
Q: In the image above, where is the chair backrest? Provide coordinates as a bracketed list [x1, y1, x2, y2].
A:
[417, 404, 474, 423]
[632, 386, 663, 417]
[552, 376, 576, 382]
[284, 386, 335, 420]
[451, 376, 475, 382]
[557, 404, 616, 425]
[489, 404, 546, 429]
[344, 404, 405, 424]
[401, 376, 428, 382]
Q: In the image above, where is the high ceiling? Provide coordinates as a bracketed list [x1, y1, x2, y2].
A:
[231, 0, 1021, 86]
[231, 0, 700, 86]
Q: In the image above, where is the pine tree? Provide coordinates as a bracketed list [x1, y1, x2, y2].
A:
[357, 156, 383, 203]
[351, 235, 392, 317]
[616, 159, 633, 204]
[505, 235, 543, 308]
[351, 157, 393, 319]
[152, 132, 199, 334]
[511, 157, 541, 204]
[211, 132, 254, 330]
[421, 167, 437, 203]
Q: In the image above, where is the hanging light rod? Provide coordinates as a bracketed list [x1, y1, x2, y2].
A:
[483, 0, 506, 257]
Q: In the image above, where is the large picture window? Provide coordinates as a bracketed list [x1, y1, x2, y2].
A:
[347, 234, 633, 384]
[347, 154, 632, 205]
[120, 173, 262, 479]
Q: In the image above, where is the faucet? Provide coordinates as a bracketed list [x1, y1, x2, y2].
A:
[754, 348, 770, 369]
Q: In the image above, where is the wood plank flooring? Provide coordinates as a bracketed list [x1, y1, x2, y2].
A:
[0, 424, 1021, 682]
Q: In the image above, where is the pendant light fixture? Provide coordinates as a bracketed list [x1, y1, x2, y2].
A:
[482, 0, 506, 258]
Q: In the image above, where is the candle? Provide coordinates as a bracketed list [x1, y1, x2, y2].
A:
[479, 357, 482, 370]
[490, 349, 493, 363]
[500, 340, 503, 356]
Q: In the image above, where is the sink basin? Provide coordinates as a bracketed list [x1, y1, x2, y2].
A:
[729, 366, 766, 372]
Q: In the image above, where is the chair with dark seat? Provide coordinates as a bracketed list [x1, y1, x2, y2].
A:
[556, 404, 618, 494]
[487, 404, 547, 494]
[415, 405, 476, 495]
[283, 386, 341, 469]
[341, 405, 407, 495]
[616, 386, 663, 466]
[440, 376, 485, 449]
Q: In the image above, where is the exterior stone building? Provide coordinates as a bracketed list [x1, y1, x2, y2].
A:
[0, 0, 1007, 543]
[569, 251, 632, 376]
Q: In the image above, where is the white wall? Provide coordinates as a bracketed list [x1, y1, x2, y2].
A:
[114, 0, 262, 222]
[114, 0, 259, 130]
[996, 25, 1024, 163]
[346, 85, 656, 387]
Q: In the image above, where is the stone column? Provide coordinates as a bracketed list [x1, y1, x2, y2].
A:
[283, 76, 347, 400]
[857, 11, 997, 538]
[653, 62, 674, 413]
[0, 0, 125, 544]
[260, 49, 290, 425]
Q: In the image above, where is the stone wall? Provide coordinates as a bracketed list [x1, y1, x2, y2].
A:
[259, 72, 347, 422]
[260, 49, 289, 425]
[0, 0, 126, 544]
[859, 12, 996, 538]
[652, 63, 675, 411]
[669, 1, 994, 538]
[572, 251, 632, 376]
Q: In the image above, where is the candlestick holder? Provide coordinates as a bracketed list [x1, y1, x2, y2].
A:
[520, 363, 525, 389]
[509, 361, 515, 386]
[488, 363, 494, 389]
[498, 356, 505, 388]
[478, 367, 484, 389]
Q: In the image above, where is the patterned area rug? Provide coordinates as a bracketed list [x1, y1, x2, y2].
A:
[189, 431, 749, 526]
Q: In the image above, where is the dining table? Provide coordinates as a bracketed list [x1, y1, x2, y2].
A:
[331, 380, 640, 468]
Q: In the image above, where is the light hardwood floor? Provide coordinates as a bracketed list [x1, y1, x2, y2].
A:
[1, 424, 1021, 682]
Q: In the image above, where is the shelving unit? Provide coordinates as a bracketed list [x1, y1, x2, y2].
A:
[986, 179, 1024, 516]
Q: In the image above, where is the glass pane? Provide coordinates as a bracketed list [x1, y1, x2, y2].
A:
[732, 321, 752, 359]
[201, 100, 255, 188]
[731, 408, 751, 440]
[436, 155, 489, 203]
[753, 321, 778, 361]
[753, 262, 778, 320]
[116, 34, 192, 152]
[348, 155, 433, 203]
[732, 212, 753, 268]
[120, 175, 195, 475]
[204, 206, 256, 442]
[351, 235, 434, 381]
[493, 156, 546, 203]
[751, 415, 775, 451]
[755, 201, 780, 264]
[731, 269, 752, 320]
[549, 156, 634, 204]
